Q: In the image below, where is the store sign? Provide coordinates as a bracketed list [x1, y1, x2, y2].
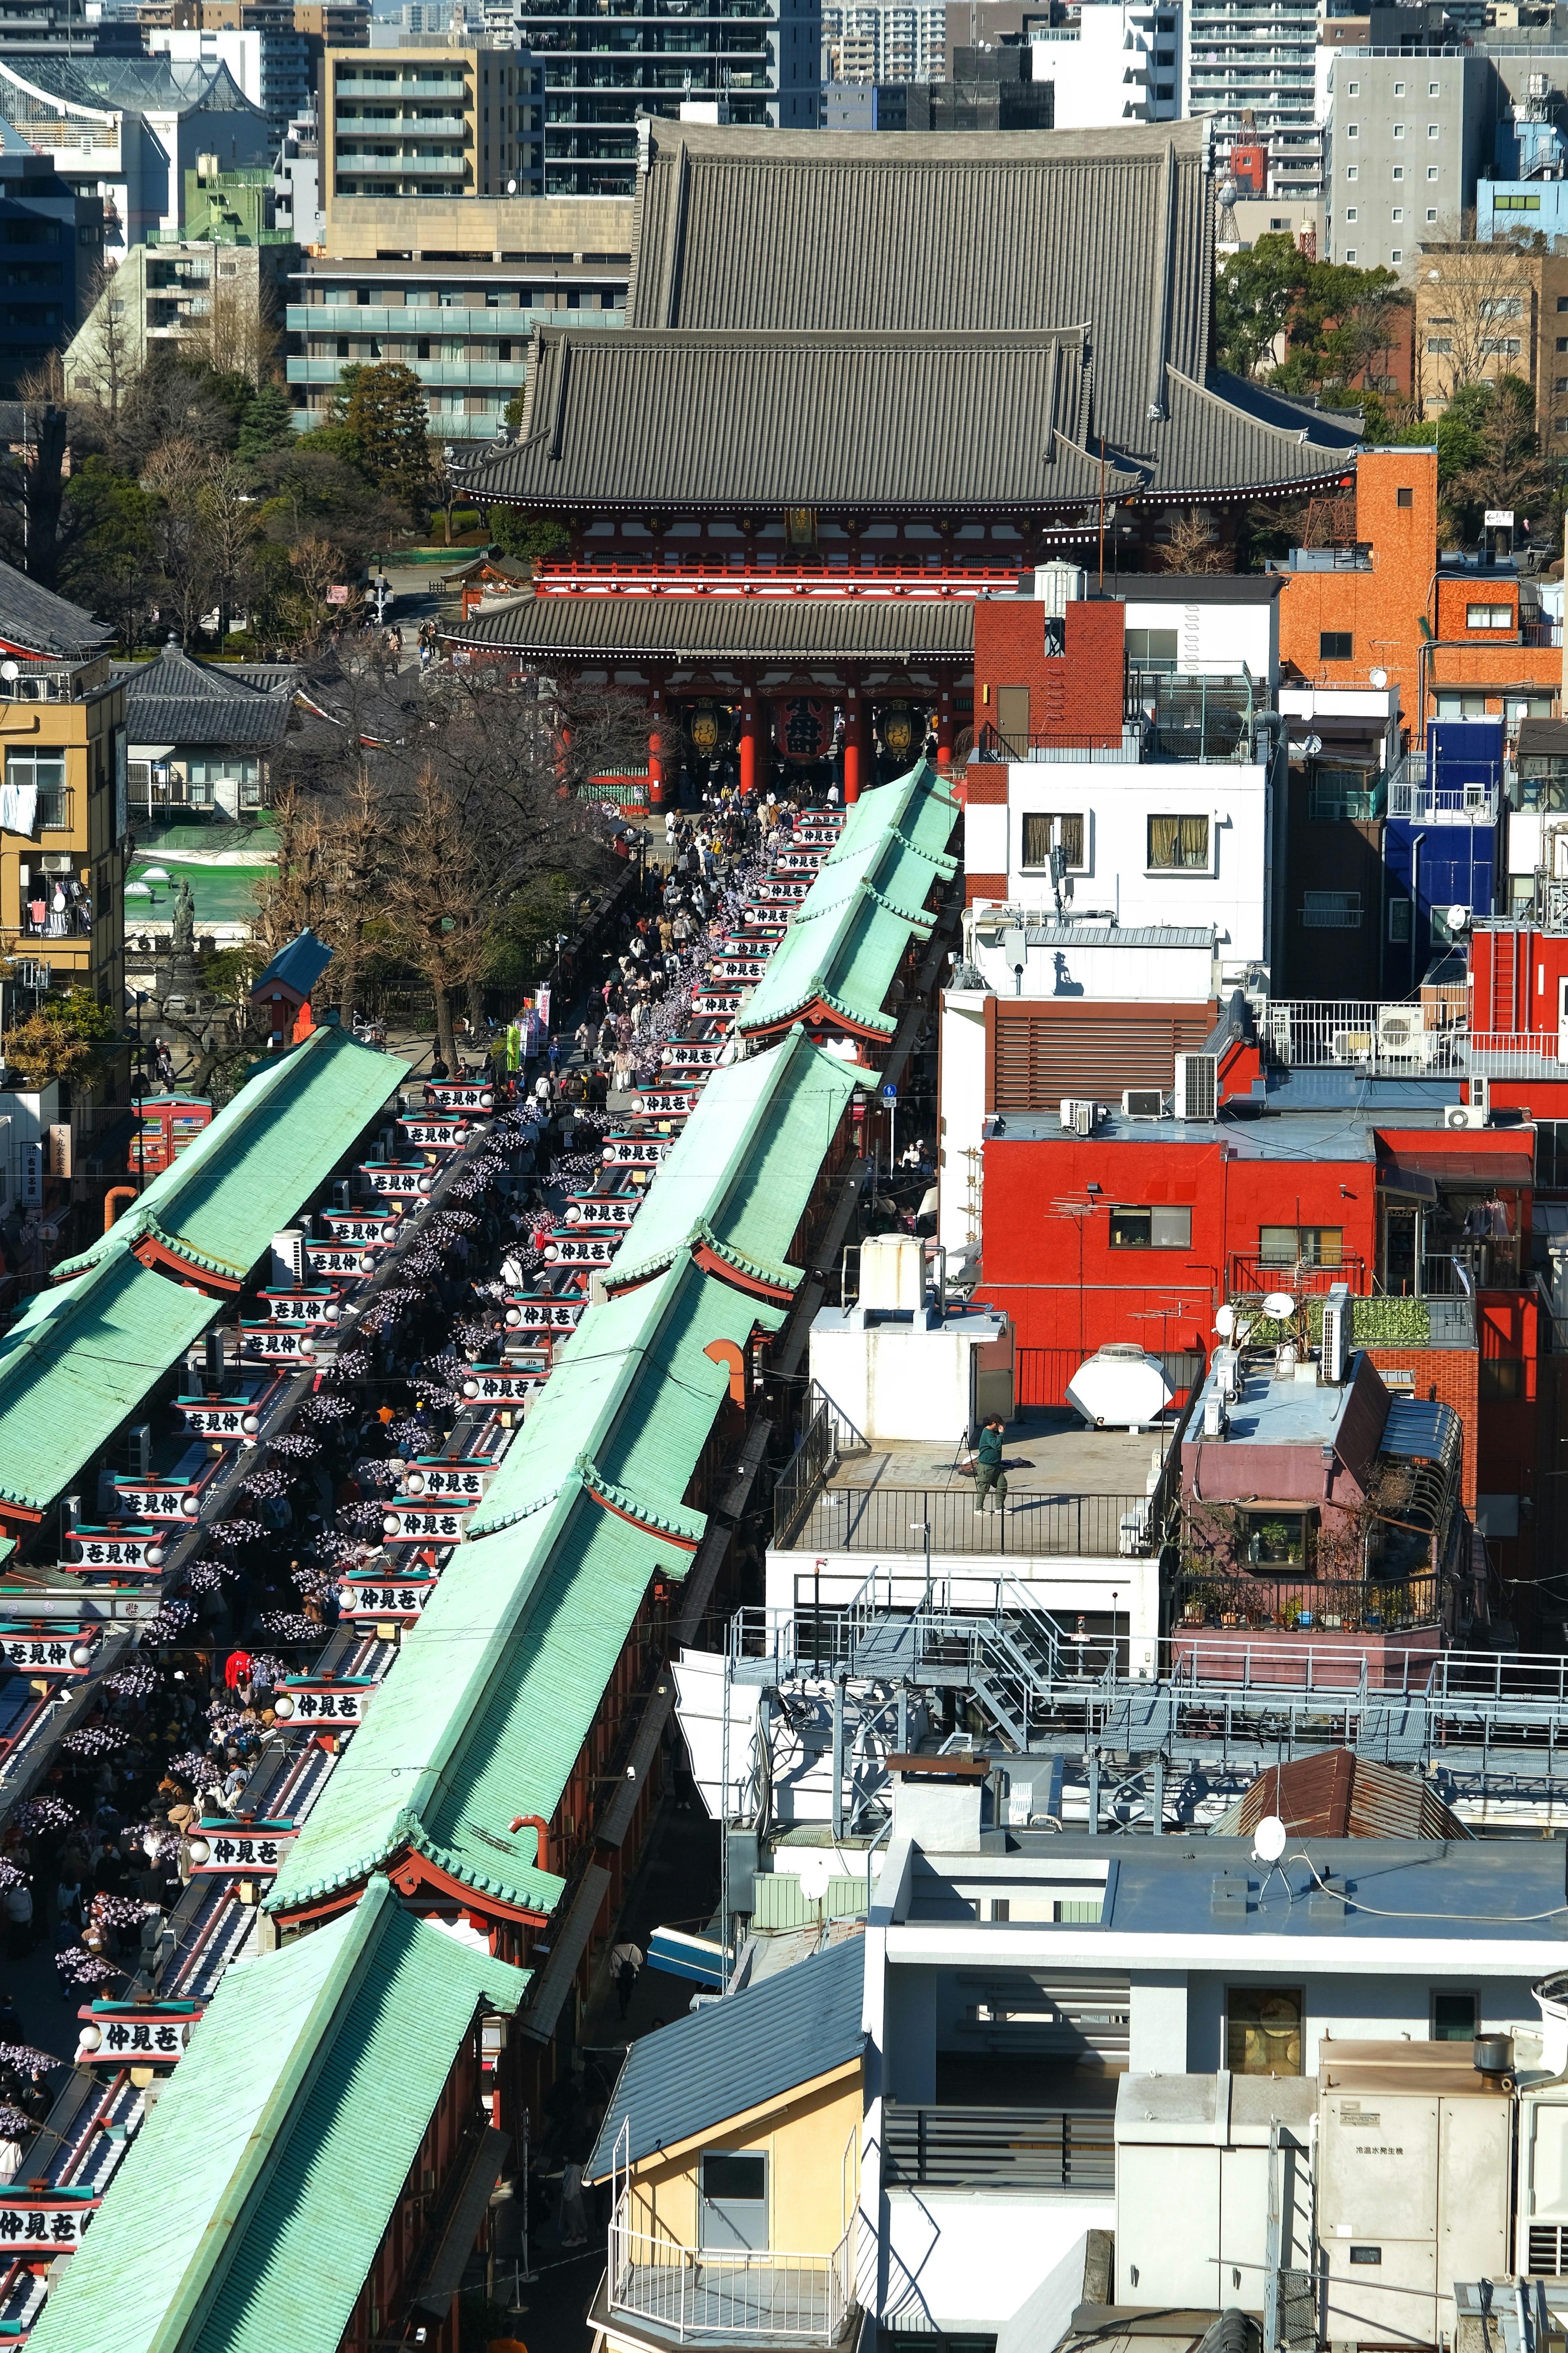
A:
[305, 1244, 377, 1280]
[0, 2194, 101, 2249]
[398, 1117, 468, 1151]
[402, 1462, 488, 1501]
[692, 989, 743, 1015]
[603, 1138, 670, 1168]
[188, 1820, 296, 1877]
[360, 1164, 434, 1197]
[635, 1089, 699, 1117]
[76, 2012, 197, 2065]
[382, 1507, 468, 1543]
[60, 1528, 167, 1572]
[459, 1365, 546, 1404]
[238, 1325, 316, 1362]
[776, 847, 826, 873]
[321, 1213, 401, 1245]
[543, 1233, 619, 1267]
[564, 1196, 638, 1227]
[427, 1081, 492, 1113]
[177, 1400, 263, 1437]
[794, 821, 842, 846]
[0, 1628, 97, 1675]
[503, 1297, 584, 1332]
[275, 1680, 374, 1730]
[338, 1575, 437, 1622]
[661, 1041, 726, 1070]
[261, 1289, 337, 1327]
[710, 957, 767, 982]
[111, 1482, 201, 1523]
[756, 877, 811, 901]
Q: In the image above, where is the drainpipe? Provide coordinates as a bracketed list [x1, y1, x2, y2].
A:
[1410, 830, 1426, 993]
[103, 1184, 137, 1233]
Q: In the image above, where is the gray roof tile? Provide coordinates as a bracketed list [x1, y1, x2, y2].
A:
[584, 1935, 866, 2182]
[0, 552, 111, 658]
[448, 591, 977, 660]
[121, 641, 299, 749]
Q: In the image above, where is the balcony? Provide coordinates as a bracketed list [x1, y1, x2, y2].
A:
[334, 152, 468, 173]
[334, 112, 469, 132]
[1386, 754, 1499, 824]
[287, 357, 524, 387]
[287, 305, 621, 334]
[1174, 1568, 1442, 1636]
[608, 2204, 854, 2346]
[884, 2105, 1114, 2194]
[1227, 1251, 1367, 1298]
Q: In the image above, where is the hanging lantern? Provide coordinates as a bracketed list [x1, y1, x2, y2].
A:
[773, 696, 831, 765]
[877, 703, 916, 762]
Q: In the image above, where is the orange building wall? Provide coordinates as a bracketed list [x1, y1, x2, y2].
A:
[1276, 449, 1558, 740]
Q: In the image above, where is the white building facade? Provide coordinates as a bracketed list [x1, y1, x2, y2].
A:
[1030, 1, 1182, 129]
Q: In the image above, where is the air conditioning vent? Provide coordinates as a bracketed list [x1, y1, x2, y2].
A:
[1470, 1074, 1491, 1121]
[1122, 1088, 1164, 1118]
[40, 854, 74, 874]
[1444, 1104, 1485, 1130]
[1059, 1096, 1099, 1134]
[1174, 1052, 1218, 1122]
[1530, 2226, 1568, 2277]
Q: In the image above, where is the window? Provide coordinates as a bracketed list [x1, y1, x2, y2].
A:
[1345, 122, 1359, 136]
[1347, 79, 1358, 93]
[1481, 337, 1521, 357]
[1301, 890, 1363, 928]
[1428, 122, 1440, 137]
[1427, 209, 1438, 221]
[1309, 769, 1380, 820]
[1392, 210, 1404, 224]
[1393, 80, 1405, 94]
[1344, 249, 1356, 261]
[1480, 1358, 1524, 1401]
[1396, 486, 1413, 507]
[1392, 166, 1404, 180]
[1481, 295, 1524, 318]
[1125, 625, 1178, 671]
[1345, 166, 1358, 181]
[1227, 1987, 1303, 2076]
[1434, 1992, 1478, 2043]
[1428, 337, 1452, 354]
[1428, 79, 1439, 93]
[1021, 812, 1085, 868]
[7, 748, 67, 828]
[1468, 604, 1513, 629]
[1320, 631, 1352, 660]
[1147, 814, 1209, 868]
[1389, 899, 1412, 942]
[1428, 166, 1439, 179]
[1391, 251, 1403, 264]
[1393, 123, 1405, 137]
[1495, 192, 1541, 211]
[1260, 1225, 1343, 1268]
[1345, 207, 1358, 222]
[1109, 1205, 1192, 1249]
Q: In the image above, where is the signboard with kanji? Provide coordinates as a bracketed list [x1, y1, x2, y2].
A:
[321, 1213, 401, 1245]
[459, 1365, 545, 1404]
[0, 2194, 100, 2250]
[398, 1117, 468, 1151]
[660, 1041, 727, 1069]
[503, 1298, 585, 1332]
[635, 1089, 699, 1117]
[276, 1681, 374, 1730]
[428, 1081, 493, 1113]
[692, 990, 743, 1015]
[62, 1527, 168, 1570]
[110, 1482, 201, 1524]
[0, 1629, 96, 1675]
[189, 1823, 296, 1877]
[261, 1289, 337, 1327]
[564, 1196, 638, 1227]
[382, 1507, 469, 1543]
[238, 1325, 316, 1363]
[76, 2012, 196, 2065]
[360, 1164, 434, 1197]
[176, 1400, 263, 1436]
[710, 958, 767, 982]
[603, 1138, 670, 1168]
[403, 1463, 488, 1501]
[304, 1244, 377, 1280]
[543, 1233, 619, 1267]
[338, 1577, 437, 1622]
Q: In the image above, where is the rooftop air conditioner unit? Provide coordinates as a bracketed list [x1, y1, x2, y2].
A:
[1444, 1102, 1487, 1130]
[1058, 1097, 1098, 1137]
[1376, 1005, 1432, 1065]
[40, 854, 73, 874]
[124, 1422, 151, 1481]
[1322, 1280, 1351, 1385]
[1122, 1088, 1165, 1118]
[1173, 1052, 1218, 1122]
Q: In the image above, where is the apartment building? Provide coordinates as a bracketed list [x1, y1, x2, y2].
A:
[322, 37, 541, 204]
[1183, 0, 1317, 173]
[0, 143, 103, 396]
[1323, 47, 1492, 267]
[519, 0, 820, 191]
[1415, 237, 1568, 451]
[821, 0, 945, 80]
[65, 230, 293, 391]
[289, 242, 626, 436]
[1030, 0, 1181, 128]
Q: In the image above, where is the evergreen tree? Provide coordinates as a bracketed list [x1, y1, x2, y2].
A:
[341, 362, 432, 504]
[237, 381, 298, 465]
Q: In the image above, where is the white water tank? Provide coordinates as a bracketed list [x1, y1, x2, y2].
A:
[1066, 1343, 1173, 1431]
[1034, 561, 1086, 612]
[860, 1232, 925, 1312]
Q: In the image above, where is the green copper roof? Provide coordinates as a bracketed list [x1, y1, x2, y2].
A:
[738, 762, 958, 1037]
[0, 1247, 216, 1512]
[27, 1878, 528, 2353]
[608, 1027, 862, 1289]
[469, 1251, 786, 1541]
[53, 1027, 402, 1285]
[267, 1481, 695, 1917]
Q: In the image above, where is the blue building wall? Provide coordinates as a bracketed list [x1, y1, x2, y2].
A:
[1382, 718, 1503, 984]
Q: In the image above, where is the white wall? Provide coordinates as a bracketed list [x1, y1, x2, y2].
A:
[884, 2190, 1115, 2334]
[937, 990, 987, 1259]
[1122, 595, 1278, 678]
[964, 755, 1272, 962]
[149, 27, 265, 110]
[966, 929, 1217, 1003]
[763, 1547, 1164, 1673]
[1031, 3, 1181, 128]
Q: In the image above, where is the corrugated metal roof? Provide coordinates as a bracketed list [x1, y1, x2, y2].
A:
[584, 1935, 867, 2183]
[608, 1027, 862, 1288]
[1213, 1750, 1468, 1842]
[458, 328, 1124, 512]
[27, 1879, 529, 2353]
[0, 1247, 216, 1511]
[54, 1026, 403, 1287]
[448, 591, 977, 661]
[1381, 1396, 1460, 1465]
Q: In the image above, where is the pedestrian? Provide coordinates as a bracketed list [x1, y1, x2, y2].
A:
[4, 1873, 33, 1960]
[610, 1938, 644, 2018]
[973, 1415, 1008, 1514]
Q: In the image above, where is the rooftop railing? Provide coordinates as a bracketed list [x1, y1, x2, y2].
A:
[1386, 752, 1501, 824]
[608, 2201, 855, 2344]
[788, 1483, 1156, 1559]
[884, 2105, 1115, 2194]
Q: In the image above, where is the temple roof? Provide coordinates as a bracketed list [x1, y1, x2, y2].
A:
[446, 589, 979, 661]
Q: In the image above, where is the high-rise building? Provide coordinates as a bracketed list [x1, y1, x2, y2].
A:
[0, 0, 142, 60]
[1323, 45, 1491, 265]
[323, 35, 541, 201]
[0, 134, 104, 389]
[1183, 0, 1319, 188]
[519, 0, 819, 192]
[820, 3, 945, 84]
[1029, 0, 1182, 127]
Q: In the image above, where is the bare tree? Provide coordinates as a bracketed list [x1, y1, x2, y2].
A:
[65, 260, 136, 426]
[185, 263, 281, 389]
[1415, 229, 1543, 412]
[1159, 509, 1233, 574]
[382, 765, 492, 1065]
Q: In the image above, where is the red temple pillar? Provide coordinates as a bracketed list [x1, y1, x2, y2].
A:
[936, 684, 954, 772]
[739, 675, 759, 795]
[843, 678, 865, 805]
[648, 676, 666, 809]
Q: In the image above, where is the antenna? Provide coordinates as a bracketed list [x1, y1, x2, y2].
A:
[1252, 1813, 1287, 1864]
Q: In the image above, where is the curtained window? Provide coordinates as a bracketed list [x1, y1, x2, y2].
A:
[1021, 812, 1084, 868]
[1147, 813, 1209, 869]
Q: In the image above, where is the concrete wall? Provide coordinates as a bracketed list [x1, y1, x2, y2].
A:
[319, 189, 634, 261]
[1324, 50, 1494, 268]
[884, 2192, 1114, 2333]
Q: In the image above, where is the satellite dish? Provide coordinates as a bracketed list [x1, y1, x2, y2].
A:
[1369, 666, 1389, 689]
[1447, 904, 1471, 935]
[1253, 1813, 1288, 1865]
[1262, 1291, 1296, 1320]
[1215, 1304, 1236, 1336]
